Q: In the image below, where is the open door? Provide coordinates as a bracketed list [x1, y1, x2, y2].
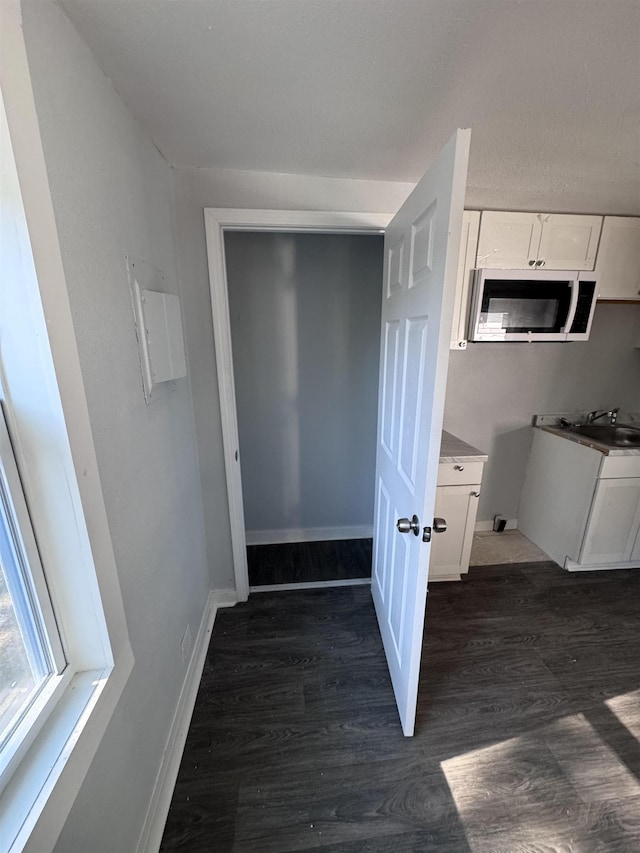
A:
[372, 129, 471, 736]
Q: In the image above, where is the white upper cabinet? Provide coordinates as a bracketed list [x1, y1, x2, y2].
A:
[594, 217, 640, 301]
[477, 211, 602, 270]
[537, 214, 602, 270]
[450, 210, 480, 350]
[477, 211, 541, 268]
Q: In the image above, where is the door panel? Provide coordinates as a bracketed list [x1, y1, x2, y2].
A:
[371, 129, 471, 736]
[380, 321, 400, 458]
[398, 316, 428, 492]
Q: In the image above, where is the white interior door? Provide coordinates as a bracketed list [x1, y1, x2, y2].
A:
[371, 129, 470, 736]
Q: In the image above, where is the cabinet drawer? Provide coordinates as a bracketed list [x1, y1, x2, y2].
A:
[599, 454, 640, 479]
[437, 461, 484, 486]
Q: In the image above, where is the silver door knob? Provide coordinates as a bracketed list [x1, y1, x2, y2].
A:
[397, 514, 420, 536]
[433, 517, 447, 533]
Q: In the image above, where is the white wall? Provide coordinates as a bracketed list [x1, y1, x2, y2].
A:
[226, 231, 383, 537]
[171, 166, 412, 580]
[18, 3, 212, 851]
[444, 303, 640, 524]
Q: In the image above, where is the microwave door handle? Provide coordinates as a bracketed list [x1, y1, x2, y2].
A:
[563, 281, 579, 335]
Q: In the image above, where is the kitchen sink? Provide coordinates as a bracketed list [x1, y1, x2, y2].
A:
[566, 424, 640, 447]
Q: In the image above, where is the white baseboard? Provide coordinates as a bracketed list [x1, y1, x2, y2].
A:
[245, 525, 373, 546]
[474, 518, 518, 532]
[135, 587, 238, 853]
[565, 558, 640, 572]
[214, 588, 240, 607]
[250, 577, 371, 593]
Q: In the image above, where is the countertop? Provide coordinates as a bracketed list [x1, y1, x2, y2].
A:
[440, 430, 488, 463]
[534, 413, 640, 457]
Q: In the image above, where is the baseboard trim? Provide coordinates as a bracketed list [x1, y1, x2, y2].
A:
[135, 587, 238, 853]
[250, 577, 371, 593]
[565, 558, 640, 572]
[214, 588, 240, 607]
[245, 525, 373, 546]
[474, 518, 518, 532]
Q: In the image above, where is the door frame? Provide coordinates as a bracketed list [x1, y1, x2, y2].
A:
[204, 208, 394, 601]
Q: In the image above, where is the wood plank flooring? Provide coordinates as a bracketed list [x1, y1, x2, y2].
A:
[160, 561, 640, 852]
[247, 539, 372, 586]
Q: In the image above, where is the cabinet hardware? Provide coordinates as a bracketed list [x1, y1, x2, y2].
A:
[433, 517, 447, 533]
[454, 464, 464, 471]
[471, 491, 481, 498]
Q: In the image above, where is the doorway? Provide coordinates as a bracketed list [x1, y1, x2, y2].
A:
[224, 230, 384, 590]
[204, 209, 392, 602]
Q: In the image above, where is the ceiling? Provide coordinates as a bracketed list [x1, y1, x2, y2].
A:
[58, 0, 640, 213]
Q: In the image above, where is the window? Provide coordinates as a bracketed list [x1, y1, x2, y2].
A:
[0, 406, 67, 786]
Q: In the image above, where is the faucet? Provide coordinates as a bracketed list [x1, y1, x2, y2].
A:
[587, 407, 620, 425]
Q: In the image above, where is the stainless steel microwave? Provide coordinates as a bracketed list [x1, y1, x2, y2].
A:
[468, 269, 598, 342]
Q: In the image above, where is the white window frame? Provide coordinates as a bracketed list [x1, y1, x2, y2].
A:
[0, 6, 134, 850]
[0, 405, 69, 788]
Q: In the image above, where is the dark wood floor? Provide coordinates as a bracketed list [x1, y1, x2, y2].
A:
[247, 538, 372, 586]
[160, 561, 640, 852]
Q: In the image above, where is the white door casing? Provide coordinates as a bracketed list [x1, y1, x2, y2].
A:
[204, 210, 392, 602]
[371, 129, 471, 736]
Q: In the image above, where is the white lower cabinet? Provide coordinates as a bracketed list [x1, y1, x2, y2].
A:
[580, 477, 640, 565]
[428, 462, 483, 581]
[519, 428, 640, 571]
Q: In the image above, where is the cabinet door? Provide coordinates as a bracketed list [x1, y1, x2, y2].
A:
[477, 211, 541, 269]
[428, 485, 480, 580]
[580, 477, 640, 565]
[594, 217, 640, 301]
[450, 210, 480, 350]
[537, 214, 602, 270]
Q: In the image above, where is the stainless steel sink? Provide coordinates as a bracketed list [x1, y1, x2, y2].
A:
[567, 424, 640, 447]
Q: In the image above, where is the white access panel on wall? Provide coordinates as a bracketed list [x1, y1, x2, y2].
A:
[128, 256, 187, 403]
[141, 289, 187, 384]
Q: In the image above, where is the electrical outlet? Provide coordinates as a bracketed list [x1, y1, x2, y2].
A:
[180, 624, 192, 665]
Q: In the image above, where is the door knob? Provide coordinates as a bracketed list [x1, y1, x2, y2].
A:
[397, 515, 420, 536]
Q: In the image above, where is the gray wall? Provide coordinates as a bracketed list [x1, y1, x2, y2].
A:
[20, 3, 212, 851]
[444, 303, 640, 524]
[225, 232, 383, 535]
